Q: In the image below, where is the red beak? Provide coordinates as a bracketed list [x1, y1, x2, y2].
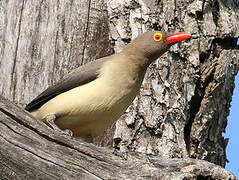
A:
[165, 32, 191, 44]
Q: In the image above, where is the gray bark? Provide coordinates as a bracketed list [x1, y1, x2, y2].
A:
[0, 96, 237, 179]
[0, 0, 238, 179]
[106, 0, 239, 168]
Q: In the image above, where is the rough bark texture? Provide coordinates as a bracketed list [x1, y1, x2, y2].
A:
[0, 0, 238, 179]
[0, 0, 113, 104]
[0, 96, 237, 179]
[106, 0, 239, 168]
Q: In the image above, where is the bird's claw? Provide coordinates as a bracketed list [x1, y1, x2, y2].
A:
[61, 129, 73, 137]
[45, 114, 73, 137]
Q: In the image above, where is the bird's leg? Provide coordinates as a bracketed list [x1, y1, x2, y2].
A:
[45, 114, 73, 137]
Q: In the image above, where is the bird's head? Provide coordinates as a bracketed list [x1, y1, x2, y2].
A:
[123, 31, 191, 66]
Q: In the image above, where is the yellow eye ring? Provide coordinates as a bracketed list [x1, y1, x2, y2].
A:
[153, 33, 163, 42]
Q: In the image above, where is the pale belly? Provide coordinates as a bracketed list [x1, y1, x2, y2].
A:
[33, 74, 142, 138]
[55, 105, 125, 137]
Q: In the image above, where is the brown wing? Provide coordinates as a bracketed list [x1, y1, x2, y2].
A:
[25, 56, 112, 111]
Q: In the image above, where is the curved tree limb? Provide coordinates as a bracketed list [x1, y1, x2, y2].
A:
[0, 96, 237, 180]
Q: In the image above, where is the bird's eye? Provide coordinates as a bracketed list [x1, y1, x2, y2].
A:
[153, 33, 162, 42]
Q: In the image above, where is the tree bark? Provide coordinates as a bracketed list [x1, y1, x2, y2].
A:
[0, 96, 237, 179]
[106, 0, 239, 168]
[0, 0, 238, 179]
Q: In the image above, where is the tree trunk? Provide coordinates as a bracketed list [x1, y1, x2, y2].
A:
[0, 0, 238, 179]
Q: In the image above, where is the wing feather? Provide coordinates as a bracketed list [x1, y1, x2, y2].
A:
[25, 56, 111, 111]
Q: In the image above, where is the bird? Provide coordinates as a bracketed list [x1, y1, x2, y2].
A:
[25, 31, 191, 139]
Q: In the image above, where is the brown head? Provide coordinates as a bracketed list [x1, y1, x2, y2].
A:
[123, 31, 191, 67]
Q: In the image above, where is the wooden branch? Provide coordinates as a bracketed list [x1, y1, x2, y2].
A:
[0, 96, 237, 180]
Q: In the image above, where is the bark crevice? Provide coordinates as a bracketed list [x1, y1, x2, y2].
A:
[11, 0, 25, 101]
[81, 0, 92, 65]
